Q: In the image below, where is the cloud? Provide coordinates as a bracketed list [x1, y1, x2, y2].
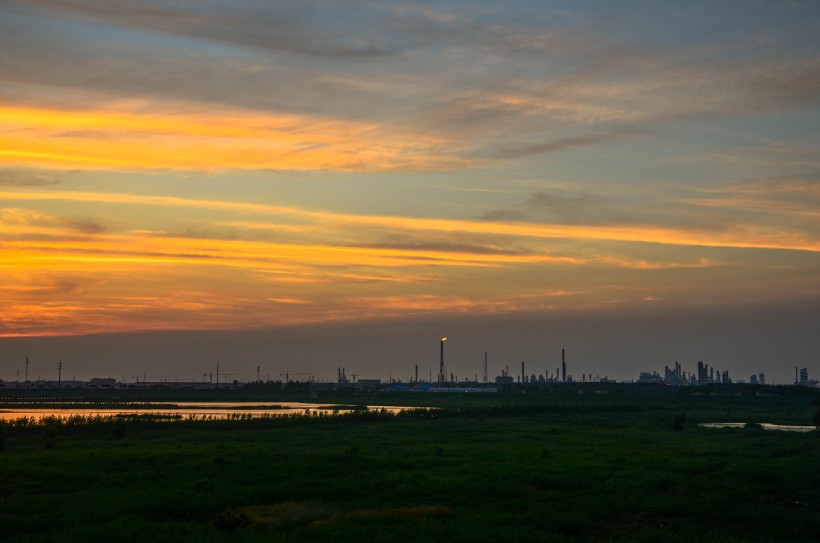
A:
[747, 58, 820, 110]
[0, 206, 106, 236]
[60, 217, 107, 234]
[479, 189, 626, 226]
[491, 131, 645, 160]
[0, 104, 472, 172]
[6, 0, 392, 58]
[688, 176, 820, 226]
[0, 171, 59, 186]
[0, 207, 56, 225]
[3, 0, 820, 175]
[2, 189, 819, 252]
[353, 240, 538, 258]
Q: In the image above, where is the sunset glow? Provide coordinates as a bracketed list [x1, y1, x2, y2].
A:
[0, 0, 818, 383]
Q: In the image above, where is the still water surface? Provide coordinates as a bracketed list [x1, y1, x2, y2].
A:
[0, 402, 411, 421]
[699, 422, 816, 433]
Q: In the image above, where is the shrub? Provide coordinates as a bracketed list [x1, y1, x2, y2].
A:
[43, 424, 57, 449]
[111, 421, 128, 440]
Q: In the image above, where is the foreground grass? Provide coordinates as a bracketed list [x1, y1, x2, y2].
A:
[0, 394, 817, 542]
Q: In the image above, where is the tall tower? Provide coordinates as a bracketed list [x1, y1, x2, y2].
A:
[439, 337, 447, 384]
[561, 349, 566, 383]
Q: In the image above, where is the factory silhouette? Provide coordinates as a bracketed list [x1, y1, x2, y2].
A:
[2, 337, 817, 391]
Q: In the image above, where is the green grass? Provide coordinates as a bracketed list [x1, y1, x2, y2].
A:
[0, 391, 818, 542]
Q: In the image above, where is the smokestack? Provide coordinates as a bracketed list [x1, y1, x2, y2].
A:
[439, 337, 447, 384]
[522, 361, 525, 383]
[415, 364, 418, 383]
[562, 349, 566, 383]
[483, 352, 488, 384]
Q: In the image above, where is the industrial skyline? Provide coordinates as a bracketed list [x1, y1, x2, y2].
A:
[1, 1, 818, 381]
[2, 324, 817, 387]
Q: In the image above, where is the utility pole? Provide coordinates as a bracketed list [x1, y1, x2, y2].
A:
[25, 357, 29, 383]
[484, 351, 488, 384]
[257, 366, 260, 383]
[216, 361, 220, 385]
[58, 359, 62, 388]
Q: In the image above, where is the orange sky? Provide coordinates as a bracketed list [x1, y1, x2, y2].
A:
[1, 0, 818, 382]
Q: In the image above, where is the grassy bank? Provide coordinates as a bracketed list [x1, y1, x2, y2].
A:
[0, 393, 817, 542]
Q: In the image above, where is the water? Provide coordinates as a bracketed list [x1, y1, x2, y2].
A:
[0, 402, 411, 421]
[700, 422, 816, 433]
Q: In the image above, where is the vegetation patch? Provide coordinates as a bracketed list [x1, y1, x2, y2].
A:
[343, 505, 453, 522]
[216, 502, 332, 532]
[0, 390, 817, 542]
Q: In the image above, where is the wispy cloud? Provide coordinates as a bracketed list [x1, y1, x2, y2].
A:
[3, 2, 819, 174]
[0, 104, 471, 172]
[1, 1, 819, 338]
[491, 131, 644, 160]
[2, 190, 818, 252]
[8, 0, 392, 58]
[0, 171, 60, 186]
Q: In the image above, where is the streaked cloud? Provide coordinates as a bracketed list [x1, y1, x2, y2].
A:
[2, 189, 818, 252]
[0, 104, 470, 172]
[2, 2, 820, 173]
[0, 171, 60, 187]
[0, 0, 818, 342]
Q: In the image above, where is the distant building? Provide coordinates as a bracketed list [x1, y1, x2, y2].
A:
[664, 362, 683, 386]
[637, 371, 663, 384]
[356, 379, 381, 390]
[795, 367, 818, 387]
[90, 377, 117, 388]
[697, 361, 708, 385]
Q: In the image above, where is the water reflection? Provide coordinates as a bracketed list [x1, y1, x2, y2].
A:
[0, 402, 410, 421]
[700, 422, 816, 433]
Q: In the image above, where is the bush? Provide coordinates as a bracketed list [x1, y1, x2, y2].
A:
[43, 424, 57, 449]
[672, 414, 686, 431]
[111, 421, 128, 440]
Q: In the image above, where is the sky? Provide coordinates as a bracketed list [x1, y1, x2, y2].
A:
[1, 0, 819, 384]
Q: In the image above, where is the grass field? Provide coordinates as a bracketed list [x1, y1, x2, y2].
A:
[0, 389, 818, 542]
